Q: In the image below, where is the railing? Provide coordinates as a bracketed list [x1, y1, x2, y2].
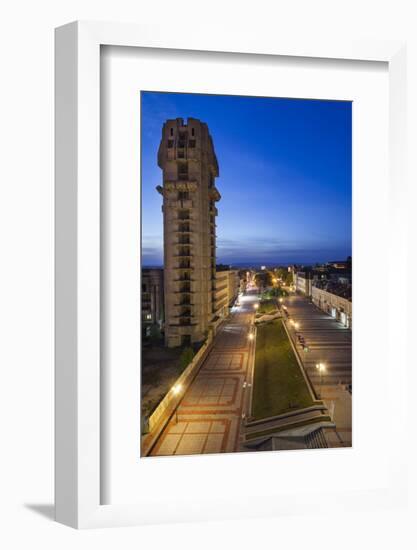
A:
[143, 333, 214, 444]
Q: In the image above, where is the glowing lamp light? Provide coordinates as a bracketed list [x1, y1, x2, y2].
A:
[315, 363, 326, 373]
[254, 303, 259, 310]
[248, 333, 254, 341]
[172, 384, 182, 395]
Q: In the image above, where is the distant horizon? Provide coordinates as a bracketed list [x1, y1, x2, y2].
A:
[142, 256, 352, 270]
[142, 92, 352, 265]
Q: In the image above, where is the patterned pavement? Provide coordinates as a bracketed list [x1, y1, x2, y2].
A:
[284, 294, 352, 387]
[283, 294, 352, 446]
[150, 293, 257, 456]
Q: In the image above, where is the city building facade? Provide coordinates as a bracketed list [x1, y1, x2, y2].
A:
[312, 285, 352, 328]
[157, 118, 221, 347]
[141, 268, 164, 336]
[294, 271, 314, 296]
[214, 269, 240, 318]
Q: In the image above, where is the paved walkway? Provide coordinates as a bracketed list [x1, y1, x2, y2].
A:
[284, 294, 352, 387]
[150, 290, 258, 456]
[283, 293, 352, 446]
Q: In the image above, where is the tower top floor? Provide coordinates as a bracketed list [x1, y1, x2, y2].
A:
[157, 117, 219, 178]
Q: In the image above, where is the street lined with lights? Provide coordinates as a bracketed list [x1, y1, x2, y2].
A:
[148, 277, 351, 454]
[281, 293, 352, 446]
[150, 288, 259, 456]
[282, 295, 351, 387]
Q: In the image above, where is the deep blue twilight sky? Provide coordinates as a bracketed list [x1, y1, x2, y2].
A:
[141, 92, 352, 267]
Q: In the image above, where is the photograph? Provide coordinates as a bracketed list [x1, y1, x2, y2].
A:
[140, 91, 352, 457]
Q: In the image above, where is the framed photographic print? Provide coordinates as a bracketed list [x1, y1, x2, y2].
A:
[55, 21, 408, 528]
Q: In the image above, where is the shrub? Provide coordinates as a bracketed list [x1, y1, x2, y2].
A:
[148, 323, 162, 345]
[179, 346, 195, 371]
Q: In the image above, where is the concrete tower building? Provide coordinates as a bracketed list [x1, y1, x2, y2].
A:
[157, 118, 220, 347]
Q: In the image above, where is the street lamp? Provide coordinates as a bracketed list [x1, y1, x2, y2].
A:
[315, 363, 326, 398]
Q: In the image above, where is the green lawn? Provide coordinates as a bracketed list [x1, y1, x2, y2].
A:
[257, 299, 277, 314]
[251, 320, 314, 420]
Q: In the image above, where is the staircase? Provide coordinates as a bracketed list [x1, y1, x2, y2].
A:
[305, 427, 328, 448]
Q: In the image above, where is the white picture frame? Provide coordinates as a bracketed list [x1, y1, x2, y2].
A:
[55, 21, 407, 529]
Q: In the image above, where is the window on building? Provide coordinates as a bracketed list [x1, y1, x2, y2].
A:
[178, 210, 190, 220]
[178, 162, 188, 181]
[167, 139, 174, 148]
[188, 140, 196, 148]
[170, 127, 174, 137]
[178, 191, 189, 200]
[178, 132, 186, 148]
[191, 127, 195, 137]
[142, 283, 147, 292]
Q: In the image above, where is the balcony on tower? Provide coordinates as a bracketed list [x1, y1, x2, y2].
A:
[175, 246, 193, 258]
[175, 281, 192, 293]
[175, 306, 196, 326]
[174, 271, 193, 282]
[177, 235, 192, 245]
[174, 223, 192, 234]
[177, 161, 189, 182]
[166, 198, 194, 209]
[174, 296, 193, 306]
[176, 308, 193, 318]
[178, 209, 191, 221]
[176, 259, 193, 269]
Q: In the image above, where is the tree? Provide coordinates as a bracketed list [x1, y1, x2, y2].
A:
[275, 267, 293, 286]
[179, 346, 195, 371]
[149, 323, 162, 346]
[254, 271, 273, 291]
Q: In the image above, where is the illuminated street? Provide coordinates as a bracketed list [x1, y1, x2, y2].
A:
[150, 288, 258, 456]
[282, 293, 352, 446]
